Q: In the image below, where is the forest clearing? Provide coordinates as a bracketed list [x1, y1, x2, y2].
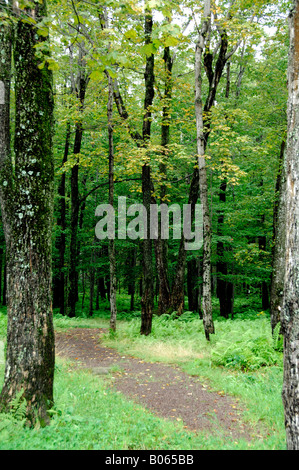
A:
[0, 0, 298, 452]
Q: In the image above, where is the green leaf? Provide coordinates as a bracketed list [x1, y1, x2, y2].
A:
[124, 29, 138, 40]
[90, 70, 104, 82]
[140, 43, 157, 57]
[47, 58, 60, 71]
[163, 36, 179, 47]
[37, 27, 49, 37]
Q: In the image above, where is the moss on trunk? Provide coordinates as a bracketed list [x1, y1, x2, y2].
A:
[0, 2, 55, 426]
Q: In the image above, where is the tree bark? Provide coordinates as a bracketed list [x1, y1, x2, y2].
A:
[128, 247, 137, 311]
[170, 169, 199, 315]
[258, 179, 270, 311]
[281, 0, 299, 449]
[171, 4, 232, 322]
[195, 0, 215, 340]
[187, 258, 198, 312]
[216, 180, 228, 318]
[2, 262, 6, 306]
[154, 45, 172, 315]
[0, 2, 55, 425]
[259, 228, 270, 311]
[68, 134, 80, 317]
[140, 11, 155, 336]
[68, 52, 88, 317]
[270, 140, 286, 333]
[89, 240, 96, 316]
[97, 275, 106, 302]
[107, 72, 117, 331]
[53, 121, 70, 314]
[0, 246, 3, 304]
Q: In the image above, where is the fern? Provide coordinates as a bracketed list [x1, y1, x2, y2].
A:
[10, 389, 27, 421]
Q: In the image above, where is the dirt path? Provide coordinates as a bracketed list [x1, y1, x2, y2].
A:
[55, 328, 256, 441]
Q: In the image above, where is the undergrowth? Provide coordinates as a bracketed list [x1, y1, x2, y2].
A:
[0, 302, 286, 450]
[0, 360, 265, 450]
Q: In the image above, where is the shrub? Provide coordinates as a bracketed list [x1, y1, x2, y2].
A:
[210, 319, 282, 371]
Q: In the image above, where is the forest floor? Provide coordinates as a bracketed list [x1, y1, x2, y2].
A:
[55, 327, 260, 443]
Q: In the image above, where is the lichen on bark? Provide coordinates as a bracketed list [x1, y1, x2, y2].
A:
[0, 1, 55, 426]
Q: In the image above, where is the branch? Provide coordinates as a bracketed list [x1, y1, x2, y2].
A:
[80, 172, 194, 206]
[79, 177, 142, 205]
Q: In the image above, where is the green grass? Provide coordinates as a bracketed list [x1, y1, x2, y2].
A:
[0, 359, 284, 450]
[0, 301, 287, 450]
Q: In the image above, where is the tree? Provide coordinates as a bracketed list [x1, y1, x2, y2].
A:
[270, 140, 286, 333]
[140, 9, 155, 335]
[154, 44, 173, 316]
[22, 0, 289, 334]
[0, 0, 55, 425]
[281, 0, 299, 450]
[53, 117, 70, 316]
[194, 0, 215, 340]
[68, 43, 89, 317]
[107, 71, 117, 330]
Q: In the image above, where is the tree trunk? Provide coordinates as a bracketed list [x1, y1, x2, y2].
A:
[171, 3, 231, 324]
[107, 73, 117, 331]
[2, 261, 6, 306]
[53, 121, 70, 314]
[270, 140, 286, 333]
[140, 165, 153, 335]
[171, 168, 199, 315]
[197, 257, 203, 318]
[195, 1, 215, 340]
[97, 275, 106, 302]
[170, 237, 186, 315]
[154, 45, 172, 315]
[140, 11, 155, 335]
[128, 247, 137, 311]
[0, 247, 3, 305]
[187, 258, 198, 312]
[0, 3, 55, 425]
[216, 179, 233, 318]
[68, 145, 80, 317]
[154, 234, 171, 314]
[68, 67, 88, 317]
[258, 178, 270, 311]
[281, 0, 299, 449]
[89, 242, 96, 316]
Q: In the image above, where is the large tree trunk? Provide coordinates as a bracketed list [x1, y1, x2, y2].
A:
[0, 2, 55, 425]
[281, 0, 299, 449]
[270, 140, 286, 333]
[0, 246, 3, 305]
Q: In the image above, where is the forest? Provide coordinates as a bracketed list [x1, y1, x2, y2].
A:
[0, 0, 299, 452]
